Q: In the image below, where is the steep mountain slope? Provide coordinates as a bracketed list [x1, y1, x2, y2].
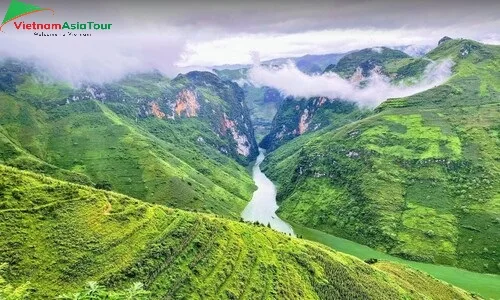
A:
[262, 39, 500, 273]
[260, 97, 370, 151]
[214, 68, 284, 141]
[323, 47, 412, 77]
[0, 164, 474, 299]
[0, 61, 258, 218]
[260, 47, 423, 151]
[213, 51, 347, 141]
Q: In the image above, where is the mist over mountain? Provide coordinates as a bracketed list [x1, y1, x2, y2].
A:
[248, 59, 453, 107]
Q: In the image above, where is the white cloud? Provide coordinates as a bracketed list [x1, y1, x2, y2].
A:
[176, 24, 499, 67]
[0, 26, 190, 85]
[0, 4, 496, 85]
[248, 59, 454, 107]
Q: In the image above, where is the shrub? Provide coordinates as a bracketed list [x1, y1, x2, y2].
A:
[364, 258, 378, 264]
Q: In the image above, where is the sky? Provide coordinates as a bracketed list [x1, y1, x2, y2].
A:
[0, 0, 498, 82]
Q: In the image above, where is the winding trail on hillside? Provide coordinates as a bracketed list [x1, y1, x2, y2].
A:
[241, 149, 295, 236]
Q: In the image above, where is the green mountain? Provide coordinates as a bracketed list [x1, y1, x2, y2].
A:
[0, 164, 474, 299]
[0, 60, 258, 219]
[323, 47, 412, 77]
[260, 46, 435, 151]
[264, 52, 346, 74]
[261, 39, 500, 274]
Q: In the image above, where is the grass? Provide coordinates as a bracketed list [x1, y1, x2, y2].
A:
[0, 164, 476, 299]
[292, 223, 500, 299]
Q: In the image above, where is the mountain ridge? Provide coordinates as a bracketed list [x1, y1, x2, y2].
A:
[261, 38, 500, 274]
[0, 62, 259, 219]
[0, 163, 476, 299]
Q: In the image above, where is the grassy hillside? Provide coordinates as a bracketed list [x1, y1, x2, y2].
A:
[262, 39, 500, 274]
[292, 222, 500, 299]
[0, 62, 258, 219]
[0, 164, 475, 299]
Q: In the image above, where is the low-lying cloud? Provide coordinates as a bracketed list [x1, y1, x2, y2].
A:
[248, 59, 454, 107]
[0, 27, 191, 85]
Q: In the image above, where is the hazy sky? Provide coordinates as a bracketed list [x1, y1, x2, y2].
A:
[0, 0, 498, 82]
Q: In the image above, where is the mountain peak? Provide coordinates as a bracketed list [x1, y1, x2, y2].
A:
[438, 36, 453, 45]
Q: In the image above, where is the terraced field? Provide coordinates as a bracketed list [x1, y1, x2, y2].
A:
[0, 165, 475, 299]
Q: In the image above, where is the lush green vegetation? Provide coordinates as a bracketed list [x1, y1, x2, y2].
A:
[292, 222, 500, 299]
[1, 39, 498, 299]
[262, 39, 500, 274]
[58, 282, 150, 299]
[324, 47, 410, 77]
[0, 164, 475, 299]
[0, 64, 259, 219]
[260, 47, 430, 151]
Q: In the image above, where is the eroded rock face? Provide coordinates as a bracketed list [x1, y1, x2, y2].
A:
[222, 113, 251, 157]
[174, 89, 199, 118]
[350, 67, 365, 84]
[149, 101, 166, 119]
[297, 109, 310, 135]
[260, 96, 360, 151]
[66, 71, 258, 163]
[169, 71, 258, 161]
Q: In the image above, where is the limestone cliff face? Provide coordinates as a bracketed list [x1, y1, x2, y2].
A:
[177, 71, 258, 161]
[172, 89, 199, 118]
[222, 113, 252, 157]
[68, 71, 258, 163]
[260, 96, 362, 151]
[149, 101, 166, 119]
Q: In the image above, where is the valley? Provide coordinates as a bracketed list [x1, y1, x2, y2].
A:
[237, 141, 500, 298]
[0, 36, 498, 299]
[260, 38, 500, 276]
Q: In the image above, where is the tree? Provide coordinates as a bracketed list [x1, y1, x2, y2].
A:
[94, 181, 112, 191]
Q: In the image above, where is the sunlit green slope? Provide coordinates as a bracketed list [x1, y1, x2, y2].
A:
[262, 39, 500, 273]
[0, 62, 258, 218]
[0, 164, 474, 299]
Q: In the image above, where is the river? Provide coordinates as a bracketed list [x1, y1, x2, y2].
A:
[241, 149, 295, 236]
